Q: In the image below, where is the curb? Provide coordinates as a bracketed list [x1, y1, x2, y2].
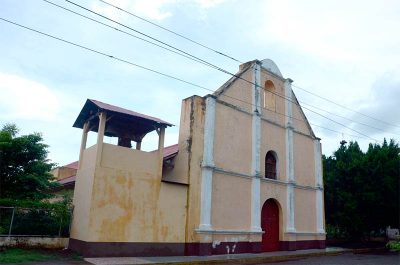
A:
[145, 249, 352, 265]
[352, 247, 386, 254]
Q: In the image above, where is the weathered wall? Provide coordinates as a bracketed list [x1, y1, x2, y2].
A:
[51, 167, 76, 180]
[70, 145, 97, 242]
[183, 96, 206, 243]
[0, 237, 69, 248]
[196, 61, 325, 247]
[71, 143, 188, 244]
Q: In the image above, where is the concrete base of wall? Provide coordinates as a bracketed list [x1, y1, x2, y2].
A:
[0, 236, 69, 249]
[69, 238, 326, 257]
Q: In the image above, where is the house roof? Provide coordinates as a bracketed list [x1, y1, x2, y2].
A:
[58, 175, 76, 186]
[73, 99, 173, 138]
[156, 144, 179, 160]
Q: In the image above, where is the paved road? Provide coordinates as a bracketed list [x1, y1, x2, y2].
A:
[254, 252, 399, 265]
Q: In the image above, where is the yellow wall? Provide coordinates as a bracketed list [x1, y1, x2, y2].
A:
[211, 173, 251, 230]
[295, 189, 317, 232]
[214, 103, 252, 175]
[260, 71, 286, 126]
[71, 143, 188, 243]
[218, 69, 253, 113]
[51, 166, 76, 180]
[70, 146, 97, 241]
[260, 122, 287, 180]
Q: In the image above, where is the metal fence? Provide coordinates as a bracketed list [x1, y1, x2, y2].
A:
[0, 206, 71, 237]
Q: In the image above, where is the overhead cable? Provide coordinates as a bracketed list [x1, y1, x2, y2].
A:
[0, 17, 379, 142]
[97, 0, 243, 64]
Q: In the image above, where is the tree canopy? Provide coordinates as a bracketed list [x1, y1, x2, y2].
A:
[323, 139, 400, 239]
[0, 123, 57, 200]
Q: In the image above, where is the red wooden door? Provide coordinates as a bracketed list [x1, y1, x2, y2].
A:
[261, 199, 280, 251]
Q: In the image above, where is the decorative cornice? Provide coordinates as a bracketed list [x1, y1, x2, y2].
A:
[212, 166, 321, 191]
[285, 231, 326, 236]
[215, 99, 317, 140]
[195, 229, 264, 235]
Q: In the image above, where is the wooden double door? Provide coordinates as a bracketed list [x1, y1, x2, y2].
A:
[261, 199, 280, 252]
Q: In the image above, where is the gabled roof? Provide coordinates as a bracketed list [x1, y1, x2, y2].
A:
[73, 99, 173, 134]
[212, 59, 317, 139]
[213, 63, 252, 97]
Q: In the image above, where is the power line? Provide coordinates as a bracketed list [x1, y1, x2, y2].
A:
[97, 0, 243, 64]
[0, 17, 379, 142]
[59, 0, 383, 141]
[64, 0, 228, 74]
[292, 84, 400, 130]
[94, 0, 399, 132]
[42, 0, 211, 66]
[299, 99, 400, 137]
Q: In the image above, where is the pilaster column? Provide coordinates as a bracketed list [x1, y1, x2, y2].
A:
[314, 139, 325, 233]
[78, 121, 89, 169]
[96, 112, 107, 167]
[199, 96, 216, 231]
[251, 62, 262, 232]
[285, 78, 296, 232]
[158, 127, 165, 173]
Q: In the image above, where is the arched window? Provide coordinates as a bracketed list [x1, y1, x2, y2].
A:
[265, 151, 277, 179]
[264, 80, 276, 111]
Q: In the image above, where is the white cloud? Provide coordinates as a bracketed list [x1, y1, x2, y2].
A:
[0, 72, 60, 121]
[194, 0, 226, 9]
[257, 0, 400, 66]
[91, 0, 176, 21]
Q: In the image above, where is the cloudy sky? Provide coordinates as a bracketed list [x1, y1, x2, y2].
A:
[1, 0, 399, 166]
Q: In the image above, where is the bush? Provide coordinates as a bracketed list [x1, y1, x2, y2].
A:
[0, 197, 72, 237]
[386, 241, 400, 251]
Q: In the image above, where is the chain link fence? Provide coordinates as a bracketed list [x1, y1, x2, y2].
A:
[0, 206, 71, 237]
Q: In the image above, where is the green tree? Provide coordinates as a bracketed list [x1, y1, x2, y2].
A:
[0, 123, 58, 200]
[323, 139, 400, 240]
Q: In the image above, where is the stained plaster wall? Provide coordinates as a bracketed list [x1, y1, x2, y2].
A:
[70, 145, 97, 241]
[203, 61, 324, 244]
[71, 143, 187, 243]
[164, 96, 206, 243]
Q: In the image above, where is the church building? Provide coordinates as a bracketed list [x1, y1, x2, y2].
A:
[69, 59, 326, 257]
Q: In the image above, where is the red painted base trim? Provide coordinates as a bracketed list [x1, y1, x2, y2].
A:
[280, 240, 326, 251]
[69, 238, 325, 257]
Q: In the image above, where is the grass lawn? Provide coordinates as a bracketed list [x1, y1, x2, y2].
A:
[0, 248, 83, 264]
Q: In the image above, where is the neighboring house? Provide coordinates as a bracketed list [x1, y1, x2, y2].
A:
[51, 161, 78, 200]
[69, 59, 326, 257]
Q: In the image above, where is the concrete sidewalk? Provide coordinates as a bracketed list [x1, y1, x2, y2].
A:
[85, 247, 350, 265]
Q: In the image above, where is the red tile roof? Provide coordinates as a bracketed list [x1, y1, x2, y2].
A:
[89, 99, 173, 126]
[58, 175, 76, 185]
[73, 99, 173, 129]
[162, 144, 179, 160]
